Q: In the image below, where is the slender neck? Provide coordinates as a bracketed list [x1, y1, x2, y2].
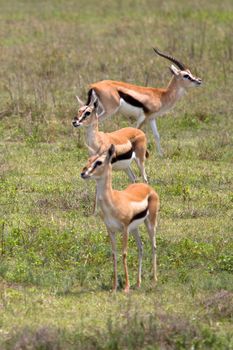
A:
[162, 76, 186, 106]
[86, 118, 99, 150]
[95, 165, 113, 205]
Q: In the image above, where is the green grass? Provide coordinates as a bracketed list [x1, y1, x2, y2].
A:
[0, 0, 233, 348]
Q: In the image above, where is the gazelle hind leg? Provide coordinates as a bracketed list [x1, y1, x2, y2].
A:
[132, 228, 143, 288]
[133, 134, 148, 183]
[135, 157, 148, 183]
[145, 217, 157, 283]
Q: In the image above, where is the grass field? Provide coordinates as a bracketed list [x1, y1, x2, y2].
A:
[0, 0, 233, 349]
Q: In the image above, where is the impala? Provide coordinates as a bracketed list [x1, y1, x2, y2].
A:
[77, 48, 202, 156]
[80, 144, 160, 292]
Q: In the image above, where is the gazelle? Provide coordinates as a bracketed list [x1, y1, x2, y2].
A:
[77, 48, 202, 156]
[80, 144, 160, 292]
[73, 96, 149, 183]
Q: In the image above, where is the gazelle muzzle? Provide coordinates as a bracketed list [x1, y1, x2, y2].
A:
[72, 119, 81, 127]
[80, 171, 90, 179]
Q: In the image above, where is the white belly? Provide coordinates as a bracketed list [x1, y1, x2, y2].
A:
[119, 99, 143, 118]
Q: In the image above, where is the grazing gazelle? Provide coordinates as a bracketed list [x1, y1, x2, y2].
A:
[73, 96, 149, 183]
[77, 48, 202, 156]
[80, 144, 160, 292]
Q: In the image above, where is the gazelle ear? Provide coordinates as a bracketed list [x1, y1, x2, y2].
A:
[106, 144, 116, 162]
[90, 91, 99, 113]
[169, 64, 180, 76]
[93, 97, 99, 110]
[76, 95, 85, 106]
[90, 90, 98, 103]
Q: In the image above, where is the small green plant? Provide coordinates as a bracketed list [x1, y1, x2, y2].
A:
[217, 254, 233, 273]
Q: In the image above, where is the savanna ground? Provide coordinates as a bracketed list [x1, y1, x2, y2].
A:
[0, 0, 233, 349]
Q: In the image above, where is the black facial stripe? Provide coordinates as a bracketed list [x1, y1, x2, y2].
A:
[118, 91, 149, 113]
[188, 76, 195, 82]
[93, 160, 102, 169]
[130, 206, 149, 223]
[184, 73, 197, 82]
[83, 111, 91, 119]
[79, 109, 91, 122]
[77, 116, 84, 123]
[111, 148, 133, 164]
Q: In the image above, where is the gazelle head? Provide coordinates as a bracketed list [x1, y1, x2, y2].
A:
[72, 94, 99, 128]
[81, 144, 115, 180]
[153, 48, 202, 88]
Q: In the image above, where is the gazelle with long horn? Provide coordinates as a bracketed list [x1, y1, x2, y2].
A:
[80, 144, 160, 292]
[73, 96, 149, 183]
[76, 48, 202, 156]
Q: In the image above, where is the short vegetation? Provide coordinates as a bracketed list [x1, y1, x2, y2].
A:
[0, 0, 232, 349]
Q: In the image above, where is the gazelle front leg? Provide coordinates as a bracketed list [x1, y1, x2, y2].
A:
[108, 230, 118, 292]
[124, 166, 136, 183]
[132, 228, 143, 288]
[136, 113, 146, 129]
[149, 118, 163, 157]
[122, 228, 130, 292]
[93, 188, 98, 215]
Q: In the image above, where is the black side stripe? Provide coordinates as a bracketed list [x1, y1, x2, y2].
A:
[118, 90, 149, 113]
[111, 148, 134, 164]
[130, 206, 149, 223]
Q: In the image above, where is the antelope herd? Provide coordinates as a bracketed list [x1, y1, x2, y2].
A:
[72, 48, 202, 292]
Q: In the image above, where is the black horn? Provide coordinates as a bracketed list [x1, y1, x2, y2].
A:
[153, 47, 186, 70]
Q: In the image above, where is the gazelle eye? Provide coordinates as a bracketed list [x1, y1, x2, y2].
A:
[93, 160, 102, 169]
[85, 111, 91, 117]
[183, 74, 189, 79]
